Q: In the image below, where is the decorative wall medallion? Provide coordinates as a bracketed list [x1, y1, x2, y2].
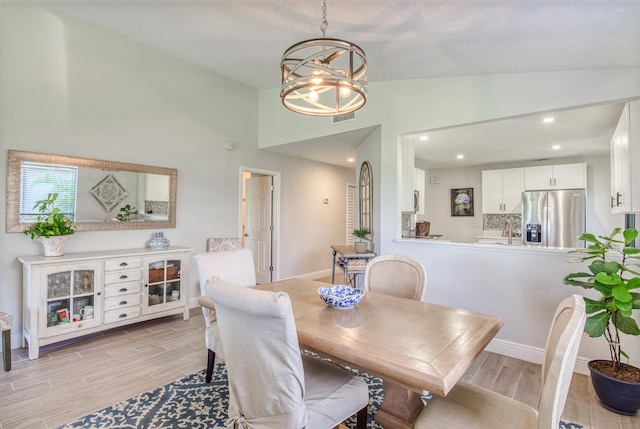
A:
[90, 174, 129, 212]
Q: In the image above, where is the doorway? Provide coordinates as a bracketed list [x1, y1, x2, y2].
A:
[241, 167, 280, 283]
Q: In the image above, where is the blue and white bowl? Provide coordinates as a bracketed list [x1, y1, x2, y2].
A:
[318, 284, 365, 309]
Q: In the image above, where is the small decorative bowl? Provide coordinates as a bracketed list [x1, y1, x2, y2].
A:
[318, 284, 365, 309]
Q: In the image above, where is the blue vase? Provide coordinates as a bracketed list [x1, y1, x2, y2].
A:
[148, 232, 170, 249]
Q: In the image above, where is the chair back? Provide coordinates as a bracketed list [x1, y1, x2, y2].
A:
[194, 248, 256, 294]
[207, 280, 307, 429]
[194, 248, 256, 328]
[537, 295, 586, 429]
[363, 254, 426, 301]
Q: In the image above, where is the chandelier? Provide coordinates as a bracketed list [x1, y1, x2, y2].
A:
[280, 0, 367, 117]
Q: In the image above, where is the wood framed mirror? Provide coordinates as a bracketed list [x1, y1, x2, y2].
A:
[6, 150, 177, 232]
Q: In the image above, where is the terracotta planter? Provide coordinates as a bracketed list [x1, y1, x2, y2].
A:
[38, 235, 70, 257]
[589, 360, 640, 415]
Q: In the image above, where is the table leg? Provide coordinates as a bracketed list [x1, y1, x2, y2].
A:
[331, 249, 337, 284]
[375, 381, 425, 429]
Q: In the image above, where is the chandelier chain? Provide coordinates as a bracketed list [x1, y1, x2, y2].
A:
[320, 0, 328, 37]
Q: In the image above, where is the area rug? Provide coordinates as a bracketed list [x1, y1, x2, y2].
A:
[59, 361, 584, 428]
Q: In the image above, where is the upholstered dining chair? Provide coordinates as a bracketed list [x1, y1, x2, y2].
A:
[194, 246, 256, 383]
[207, 279, 369, 429]
[414, 294, 586, 429]
[363, 254, 427, 301]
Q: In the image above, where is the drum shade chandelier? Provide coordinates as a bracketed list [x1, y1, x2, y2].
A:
[280, 0, 367, 117]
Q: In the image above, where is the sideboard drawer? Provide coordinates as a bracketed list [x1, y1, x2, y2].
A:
[104, 281, 142, 297]
[104, 294, 141, 311]
[104, 307, 141, 324]
[105, 270, 142, 284]
[104, 258, 142, 271]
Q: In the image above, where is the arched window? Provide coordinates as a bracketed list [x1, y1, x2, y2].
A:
[359, 161, 372, 238]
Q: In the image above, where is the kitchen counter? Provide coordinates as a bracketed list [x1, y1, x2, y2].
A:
[396, 237, 574, 254]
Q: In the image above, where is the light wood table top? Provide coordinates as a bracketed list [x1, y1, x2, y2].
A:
[256, 278, 504, 428]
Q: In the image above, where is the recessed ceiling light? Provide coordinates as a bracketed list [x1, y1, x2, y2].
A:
[457, 154, 464, 160]
[552, 145, 561, 150]
[347, 157, 355, 162]
[419, 135, 428, 141]
[543, 117, 555, 123]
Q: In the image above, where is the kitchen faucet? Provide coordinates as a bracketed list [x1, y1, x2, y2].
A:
[503, 219, 513, 245]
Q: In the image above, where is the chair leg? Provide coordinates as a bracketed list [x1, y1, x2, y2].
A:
[356, 405, 367, 429]
[206, 349, 215, 383]
[2, 330, 10, 371]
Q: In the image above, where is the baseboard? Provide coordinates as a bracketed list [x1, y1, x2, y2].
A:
[486, 338, 590, 375]
[287, 269, 333, 281]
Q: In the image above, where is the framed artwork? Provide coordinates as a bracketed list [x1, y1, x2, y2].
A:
[90, 174, 129, 212]
[451, 188, 474, 217]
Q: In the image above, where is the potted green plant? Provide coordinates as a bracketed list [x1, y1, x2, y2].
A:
[23, 193, 76, 256]
[563, 227, 640, 415]
[115, 204, 138, 221]
[353, 228, 369, 253]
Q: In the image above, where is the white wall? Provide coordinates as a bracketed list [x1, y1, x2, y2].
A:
[0, 4, 355, 347]
[258, 67, 640, 368]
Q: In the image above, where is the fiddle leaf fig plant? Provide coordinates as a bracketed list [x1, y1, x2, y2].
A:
[115, 204, 138, 222]
[563, 227, 640, 372]
[23, 193, 76, 239]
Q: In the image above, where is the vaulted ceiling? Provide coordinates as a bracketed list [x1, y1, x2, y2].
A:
[33, 1, 640, 168]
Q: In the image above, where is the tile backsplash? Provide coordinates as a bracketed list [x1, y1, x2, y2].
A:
[483, 213, 522, 235]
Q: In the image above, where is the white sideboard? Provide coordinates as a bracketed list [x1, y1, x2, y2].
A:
[19, 246, 192, 359]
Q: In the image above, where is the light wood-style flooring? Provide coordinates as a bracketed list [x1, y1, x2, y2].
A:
[1, 305, 639, 428]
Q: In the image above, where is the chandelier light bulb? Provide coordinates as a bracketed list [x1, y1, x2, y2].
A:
[339, 84, 351, 98]
[308, 90, 319, 103]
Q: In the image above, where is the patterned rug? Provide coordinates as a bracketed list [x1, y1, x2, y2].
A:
[59, 361, 584, 428]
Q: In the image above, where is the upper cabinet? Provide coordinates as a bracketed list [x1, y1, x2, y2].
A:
[482, 168, 524, 214]
[401, 139, 416, 212]
[524, 163, 586, 190]
[610, 101, 640, 213]
[415, 168, 426, 215]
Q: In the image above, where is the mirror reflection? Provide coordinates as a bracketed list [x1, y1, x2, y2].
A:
[6, 150, 177, 232]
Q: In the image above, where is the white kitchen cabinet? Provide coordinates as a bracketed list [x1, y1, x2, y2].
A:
[414, 168, 425, 215]
[19, 246, 191, 359]
[145, 173, 170, 202]
[610, 101, 640, 213]
[524, 163, 586, 190]
[481, 168, 524, 214]
[401, 139, 416, 212]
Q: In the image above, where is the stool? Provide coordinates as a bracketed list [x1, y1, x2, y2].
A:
[0, 312, 12, 371]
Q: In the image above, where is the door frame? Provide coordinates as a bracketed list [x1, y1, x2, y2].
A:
[239, 166, 281, 282]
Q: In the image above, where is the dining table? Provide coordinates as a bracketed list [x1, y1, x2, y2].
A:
[256, 278, 504, 429]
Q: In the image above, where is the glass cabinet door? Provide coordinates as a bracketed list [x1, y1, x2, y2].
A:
[145, 257, 183, 314]
[42, 263, 101, 334]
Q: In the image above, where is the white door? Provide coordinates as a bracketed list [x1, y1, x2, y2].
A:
[245, 175, 273, 284]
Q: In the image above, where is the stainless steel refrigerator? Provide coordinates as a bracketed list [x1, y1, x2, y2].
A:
[522, 189, 586, 248]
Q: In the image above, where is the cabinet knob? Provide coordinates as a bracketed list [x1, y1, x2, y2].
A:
[119, 314, 127, 319]
[119, 262, 128, 267]
[119, 275, 128, 280]
[119, 301, 128, 306]
[118, 288, 128, 293]
[616, 192, 623, 206]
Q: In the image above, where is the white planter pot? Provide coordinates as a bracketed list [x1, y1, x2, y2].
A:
[354, 241, 368, 253]
[38, 235, 71, 257]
